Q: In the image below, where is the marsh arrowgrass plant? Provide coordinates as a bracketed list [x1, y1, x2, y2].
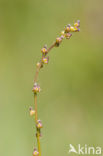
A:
[30, 20, 80, 156]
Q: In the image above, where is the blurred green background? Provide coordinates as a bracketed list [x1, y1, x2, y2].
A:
[0, 0, 103, 156]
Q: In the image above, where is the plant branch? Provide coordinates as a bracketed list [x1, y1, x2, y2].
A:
[31, 20, 80, 156]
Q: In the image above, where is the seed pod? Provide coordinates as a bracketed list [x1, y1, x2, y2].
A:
[33, 149, 39, 156]
[37, 120, 43, 129]
[32, 83, 40, 93]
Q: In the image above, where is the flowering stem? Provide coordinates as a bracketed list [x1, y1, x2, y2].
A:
[33, 42, 56, 156]
[31, 20, 80, 156]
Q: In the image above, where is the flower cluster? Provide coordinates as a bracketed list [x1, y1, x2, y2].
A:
[65, 20, 80, 33]
[37, 20, 80, 69]
[63, 20, 80, 40]
[54, 20, 80, 46]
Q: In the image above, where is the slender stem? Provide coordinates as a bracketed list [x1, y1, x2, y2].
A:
[32, 21, 80, 156]
[37, 131, 41, 156]
[34, 66, 41, 83]
[34, 93, 38, 122]
[33, 41, 60, 156]
[34, 93, 41, 156]
[47, 42, 56, 53]
[33, 41, 57, 156]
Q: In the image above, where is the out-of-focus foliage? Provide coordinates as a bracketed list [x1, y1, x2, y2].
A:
[0, 0, 103, 156]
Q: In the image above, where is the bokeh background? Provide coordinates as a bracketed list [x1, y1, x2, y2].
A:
[0, 0, 103, 156]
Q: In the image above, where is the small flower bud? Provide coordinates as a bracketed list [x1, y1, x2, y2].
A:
[36, 62, 43, 68]
[61, 31, 65, 36]
[33, 149, 39, 156]
[41, 45, 47, 55]
[74, 22, 79, 27]
[65, 33, 72, 39]
[56, 37, 62, 43]
[29, 107, 35, 116]
[37, 120, 43, 129]
[42, 56, 49, 64]
[32, 83, 40, 93]
[65, 24, 71, 33]
[70, 26, 75, 32]
[70, 26, 79, 32]
[61, 35, 65, 39]
[74, 20, 80, 28]
[55, 37, 62, 47]
[36, 62, 41, 67]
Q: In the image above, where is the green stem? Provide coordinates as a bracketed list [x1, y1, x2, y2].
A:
[34, 93, 41, 156]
